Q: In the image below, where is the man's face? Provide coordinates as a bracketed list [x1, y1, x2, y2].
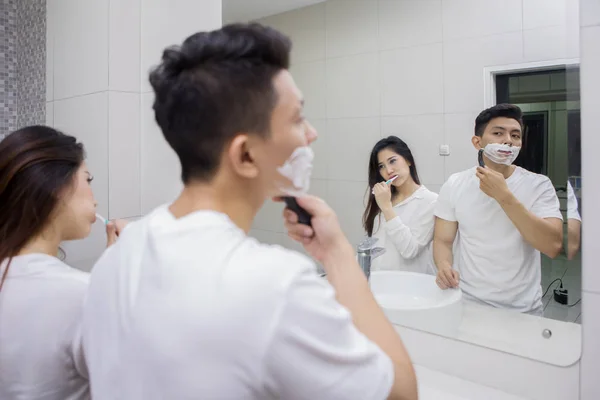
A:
[473, 117, 523, 150]
[253, 70, 318, 196]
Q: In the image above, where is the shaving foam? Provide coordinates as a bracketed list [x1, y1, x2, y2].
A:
[276, 146, 314, 197]
[483, 143, 520, 166]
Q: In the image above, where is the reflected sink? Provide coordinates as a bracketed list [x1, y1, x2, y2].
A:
[369, 271, 463, 336]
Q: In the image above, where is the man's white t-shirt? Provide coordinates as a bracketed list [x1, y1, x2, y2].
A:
[0, 254, 90, 400]
[435, 166, 563, 313]
[82, 206, 394, 400]
[371, 185, 438, 274]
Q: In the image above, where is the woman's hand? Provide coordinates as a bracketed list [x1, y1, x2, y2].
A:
[106, 219, 129, 247]
[372, 182, 392, 211]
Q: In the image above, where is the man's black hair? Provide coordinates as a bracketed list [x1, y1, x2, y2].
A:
[474, 103, 524, 137]
[149, 23, 292, 183]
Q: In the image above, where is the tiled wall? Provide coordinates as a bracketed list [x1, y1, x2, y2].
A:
[46, 0, 222, 270]
[251, 0, 579, 254]
[579, 0, 600, 396]
[0, 0, 18, 139]
[17, 0, 46, 128]
[0, 0, 46, 141]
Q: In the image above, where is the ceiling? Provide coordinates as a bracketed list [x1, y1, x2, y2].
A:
[222, 0, 325, 24]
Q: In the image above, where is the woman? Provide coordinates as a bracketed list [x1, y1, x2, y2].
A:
[362, 136, 438, 274]
[0, 125, 123, 399]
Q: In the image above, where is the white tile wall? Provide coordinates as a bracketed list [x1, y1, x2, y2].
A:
[289, 61, 327, 120]
[381, 114, 445, 185]
[578, 3, 600, 397]
[255, 0, 578, 258]
[443, 32, 524, 114]
[326, 117, 380, 181]
[140, 0, 222, 92]
[108, 92, 141, 219]
[140, 92, 182, 214]
[378, 0, 443, 50]
[53, 0, 109, 100]
[441, 0, 522, 41]
[581, 0, 600, 27]
[326, 53, 380, 118]
[380, 43, 444, 116]
[109, 0, 141, 92]
[325, 0, 378, 58]
[523, 0, 567, 30]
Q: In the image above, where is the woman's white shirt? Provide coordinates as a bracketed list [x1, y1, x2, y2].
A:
[0, 254, 90, 400]
[371, 185, 438, 274]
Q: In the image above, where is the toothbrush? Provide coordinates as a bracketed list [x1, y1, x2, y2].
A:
[372, 175, 398, 194]
[95, 213, 108, 225]
[385, 175, 398, 185]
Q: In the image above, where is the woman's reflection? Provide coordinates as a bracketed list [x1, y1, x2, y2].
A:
[362, 136, 438, 274]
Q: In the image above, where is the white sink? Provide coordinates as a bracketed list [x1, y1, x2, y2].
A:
[369, 271, 463, 336]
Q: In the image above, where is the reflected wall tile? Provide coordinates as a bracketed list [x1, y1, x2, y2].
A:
[328, 180, 369, 247]
[258, 3, 326, 64]
[523, 0, 567, 30]
[443, 112, 480, 178]
[290, 61, 327, 120]
[380, 43, 444, 116]
[326, 53, 380, 119]
[325, 0, 378, 58]
[378, 0, 443, 50]
[441, 0, 522, 41]
[326, 118, 380, 182]
[443, 32, 523, 114]
[381, 114, 445, 185]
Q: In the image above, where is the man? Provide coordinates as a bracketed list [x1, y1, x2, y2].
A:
[433, 104, 563, 315]
[81, 24, 417, 399]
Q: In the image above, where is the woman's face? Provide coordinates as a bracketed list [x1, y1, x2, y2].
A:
[54, 162, 98, 241]
[376, 148, 412, 188]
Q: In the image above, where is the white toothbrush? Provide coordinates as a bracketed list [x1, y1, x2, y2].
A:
[372, 175, 398, 194]
[95, 213, 108, 225]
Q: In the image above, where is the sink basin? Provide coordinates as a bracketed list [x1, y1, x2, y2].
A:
[369, 271, 463, 336]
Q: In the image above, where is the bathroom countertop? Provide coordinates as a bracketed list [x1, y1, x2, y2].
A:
[415, 365, 527, 400]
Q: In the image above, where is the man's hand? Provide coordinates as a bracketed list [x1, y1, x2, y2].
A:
[276, 195, 354, 266]
[436, 264, 460, 289]
[476, 166, 511, 202]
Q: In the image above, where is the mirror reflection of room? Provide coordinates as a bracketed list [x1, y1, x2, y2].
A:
[245, 0, 583, 350]
[495, 67, 582, 323]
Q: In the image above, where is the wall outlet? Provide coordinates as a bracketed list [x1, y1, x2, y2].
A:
[439, 144, 450, 156]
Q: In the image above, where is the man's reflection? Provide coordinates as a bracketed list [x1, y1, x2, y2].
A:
[433, 104, 563, 316]
[567, 180, 581, 260]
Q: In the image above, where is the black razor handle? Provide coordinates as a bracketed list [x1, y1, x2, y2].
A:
[283, 197, 312, 227]
[478, 149, 485, 167]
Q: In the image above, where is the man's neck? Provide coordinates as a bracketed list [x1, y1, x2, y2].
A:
[169, 182, 262, 233]
[482, 154, 516, 179]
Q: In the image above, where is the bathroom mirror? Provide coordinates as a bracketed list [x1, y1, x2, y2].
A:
[231, 0, 582, 366]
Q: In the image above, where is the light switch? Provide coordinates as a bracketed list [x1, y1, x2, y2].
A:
[439, 144, 450, 156]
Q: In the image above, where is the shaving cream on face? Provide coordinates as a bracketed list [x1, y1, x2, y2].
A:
[483, 143, 521, 166]
[276, 146, 314, 197]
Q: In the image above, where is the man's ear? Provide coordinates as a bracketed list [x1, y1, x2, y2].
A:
[471, 135, 483, 150]
[227, 134, 260, 179]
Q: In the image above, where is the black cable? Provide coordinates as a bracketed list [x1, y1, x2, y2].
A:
[542, 278, 563, 298]
[568, 298, 581, 308]
[542, 277, 582, 308]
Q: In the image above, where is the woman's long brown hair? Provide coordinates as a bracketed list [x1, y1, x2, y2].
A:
[362, 136, 421, 237]
[0, 125, 85, 291]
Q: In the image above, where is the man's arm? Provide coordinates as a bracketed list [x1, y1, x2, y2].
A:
[567, 219, 582, 260]
[433, 217, 460, 289]
[497, 193, 563, 258]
